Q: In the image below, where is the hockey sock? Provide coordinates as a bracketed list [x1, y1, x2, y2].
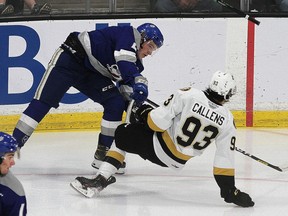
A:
[13, 99, 51, 147]
[97, 161, 118, 179]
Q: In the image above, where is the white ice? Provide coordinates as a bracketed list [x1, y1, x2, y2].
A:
[12, 128, 288, 216]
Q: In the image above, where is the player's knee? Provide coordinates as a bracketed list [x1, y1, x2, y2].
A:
[24, 99, 51, 122]
[102, 95, 126, 120]
[114, 124, 128, 149]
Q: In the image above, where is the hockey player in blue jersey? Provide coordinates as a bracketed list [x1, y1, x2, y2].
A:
[0, 132, 27, 216]
[12, 23, 164, 174]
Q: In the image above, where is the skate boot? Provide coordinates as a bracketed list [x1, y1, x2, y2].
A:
[70, 175, 116, 198]
[91, 144, 126, 174]
[31, 3, 51, 15]
[0, 4, 14, 15]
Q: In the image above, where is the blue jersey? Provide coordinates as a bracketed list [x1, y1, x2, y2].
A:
[76, 25, 144, 84]
[0, 171, 27, 216]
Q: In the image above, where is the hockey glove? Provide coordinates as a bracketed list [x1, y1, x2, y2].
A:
[130, 76, 148, 105]
[135, 104, 153, 124]
[224, 188, 254, 207]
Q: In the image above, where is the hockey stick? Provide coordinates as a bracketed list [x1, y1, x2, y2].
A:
[216, 0, 260, 26]
[146, 98, 160, 108]
[146, 98, 288, 172]
[125, 99, 135, 123]
[235, 147, 288, 172]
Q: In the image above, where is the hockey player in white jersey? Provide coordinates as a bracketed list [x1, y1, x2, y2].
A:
[70, 71, 254, 207]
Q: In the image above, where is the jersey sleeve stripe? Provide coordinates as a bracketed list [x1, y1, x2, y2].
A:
[147, 114, 165, 132]
[213, 167, 235, 176]
[157, 132, 192, 164]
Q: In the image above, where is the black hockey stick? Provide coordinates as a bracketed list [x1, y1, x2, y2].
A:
[145, 98, 288, 172]
[216, 0, 260, 26]
[235, 147, 288, 172]
[146, 98, 160, 108]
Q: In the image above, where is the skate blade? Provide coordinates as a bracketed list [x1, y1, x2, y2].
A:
[70, 180, 96, 198]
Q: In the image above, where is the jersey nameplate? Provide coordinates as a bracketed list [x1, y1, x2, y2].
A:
[192, 102, 225, 126]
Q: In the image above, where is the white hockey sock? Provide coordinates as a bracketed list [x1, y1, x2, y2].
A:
[97, 162, 118, 179]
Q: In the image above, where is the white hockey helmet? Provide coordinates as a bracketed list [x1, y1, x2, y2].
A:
[209, 71, 237, 101]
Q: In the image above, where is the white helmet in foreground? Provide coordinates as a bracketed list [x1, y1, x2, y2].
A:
[209, 71, 237, 101]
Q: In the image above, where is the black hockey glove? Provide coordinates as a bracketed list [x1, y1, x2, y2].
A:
[224, 188, 254, 207]
[128, 102, 141, 124]
[135, 104, 153, 124]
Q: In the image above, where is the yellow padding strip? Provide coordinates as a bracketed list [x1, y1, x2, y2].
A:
[106, 150, 125, 163]
[253, 111, 288, 127]
[162, 131, 192, 161]
[213, 167, 235, 176]
[1, 110, 288, 134]
[1, 112, 126, 133]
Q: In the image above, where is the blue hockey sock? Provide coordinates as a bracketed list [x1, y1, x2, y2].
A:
[13, 99, 51, 147]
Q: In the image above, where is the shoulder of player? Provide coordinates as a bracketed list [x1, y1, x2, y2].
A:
[0, 171, 25, 195]
[176, 86, 198, 95]
[177, 87, 205, 100]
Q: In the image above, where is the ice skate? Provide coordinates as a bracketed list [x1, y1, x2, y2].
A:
[0, 4, 14, 15]
[70, 175, 116, 198]
[31, 3, 51, 15]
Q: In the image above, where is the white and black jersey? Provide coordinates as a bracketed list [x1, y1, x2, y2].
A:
[109, 86, 237, 196]
[147, 87, 236, 177]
